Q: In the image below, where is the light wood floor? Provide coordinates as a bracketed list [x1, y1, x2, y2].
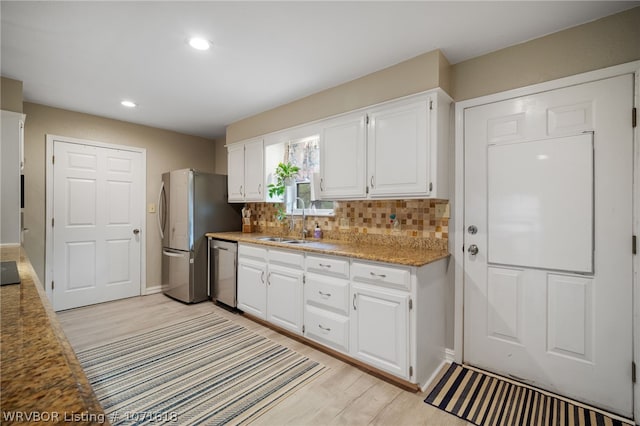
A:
[58, 293, 470, 426]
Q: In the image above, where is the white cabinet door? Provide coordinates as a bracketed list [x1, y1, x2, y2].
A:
[243, 139, 264, 201]
[227, 139, 264, 202]
[350, 283, 410, 379]
[0, 110, 24, 245]
[319, 113, 366, 199]
[227, 144, 245, 202]
[368, 100, 429, 197]
[237, 258, 267, 319]
[267, 263, 303, 334]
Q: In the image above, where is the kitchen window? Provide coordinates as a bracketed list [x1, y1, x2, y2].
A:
[285, 135, 334, 216]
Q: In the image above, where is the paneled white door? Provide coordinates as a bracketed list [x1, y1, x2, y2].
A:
[464, 74, 634, 417]
[52, 141, 142, 311]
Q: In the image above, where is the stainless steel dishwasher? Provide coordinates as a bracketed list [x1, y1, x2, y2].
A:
[210, 239, 238, 308]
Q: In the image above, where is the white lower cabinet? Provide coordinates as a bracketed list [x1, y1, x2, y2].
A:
[237, 246, 268, 319]
[350, 283, 410, 379]
[238, 243, 447, 389]
[303, 254, 351, 353]
[304, 305, 350, 353]
[237, 244, 304, 335]
[267, 263, 303, 334]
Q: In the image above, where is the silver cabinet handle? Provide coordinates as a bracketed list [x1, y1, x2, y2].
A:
[320, 177, 324, 191]
[468, 244, 479, 255]
[353, 293, 357, 310]
[318, 324, 331, 332]
[318, 291, 331, 297]
[318, 263, 331, 268]
[133, 228, 140, 235]
[240, 185, 244, 197]
[258, 183, 262, 194]
[267, 272, 271, 285]
[370, 272, 386, 278]
[260, 270, 265, 284]
[370, 176, 375, 188]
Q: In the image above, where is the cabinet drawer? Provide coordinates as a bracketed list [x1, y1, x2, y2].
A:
[304, 305, 349, 353]
[304, 273, 349, 315]
[306, 255, 349, 278]
[239, 243, 267, 262]
[268, 248, 304, 269]
[351, 261, 411, 291]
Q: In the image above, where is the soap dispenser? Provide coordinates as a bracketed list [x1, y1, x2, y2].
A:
[314, 222, 322, 239]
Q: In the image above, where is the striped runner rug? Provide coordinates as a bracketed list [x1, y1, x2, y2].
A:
[77, 313, 326, 425]
[425, 363, 633, 426]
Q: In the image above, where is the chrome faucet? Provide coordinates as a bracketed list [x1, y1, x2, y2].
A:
[293, 197, 307, 240]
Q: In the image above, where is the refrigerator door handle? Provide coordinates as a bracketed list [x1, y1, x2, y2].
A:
[163, 249, 186, 258]
[157, 180, 166, 239]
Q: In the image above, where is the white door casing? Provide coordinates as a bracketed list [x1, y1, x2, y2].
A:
[46, 135, 145, 311]
[463, 75, 634, 416]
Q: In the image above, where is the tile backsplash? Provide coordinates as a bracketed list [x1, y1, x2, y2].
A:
[244, 199, 449, 250]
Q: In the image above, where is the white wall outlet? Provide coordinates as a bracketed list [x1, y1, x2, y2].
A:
[435, 203, 450, 218]
[339, 218, 350, 230]
[148, 203, 156, 213]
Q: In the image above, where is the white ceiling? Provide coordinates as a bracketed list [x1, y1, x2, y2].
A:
[1, 1, 637, 140]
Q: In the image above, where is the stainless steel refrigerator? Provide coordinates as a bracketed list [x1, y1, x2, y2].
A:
[158, 169, 241, 303]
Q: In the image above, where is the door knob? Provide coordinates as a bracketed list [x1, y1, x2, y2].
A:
[133, 229, 140, 235]
[468, 244, 479, 255]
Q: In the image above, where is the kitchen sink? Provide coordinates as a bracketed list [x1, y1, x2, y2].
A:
[257, 236, 291, 242]
[283, 239, 312, 244]
[256, 236, 313, 244]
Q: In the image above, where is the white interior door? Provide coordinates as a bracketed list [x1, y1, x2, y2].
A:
[463, 74, 634, 417]
[52, 140, 142, 311]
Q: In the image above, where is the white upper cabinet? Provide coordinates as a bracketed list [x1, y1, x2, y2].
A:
[319, 113, 367, 199]
[229, 88, 451, 202]
[243, 139, 264, 200]
[368, 100, 429, 197]
[227, 138, 264, 202]
[227, 144, 245, 201]
[1, 110, 25, 245]
[367, 91, 451, 199]
[317, 89, 451, 200]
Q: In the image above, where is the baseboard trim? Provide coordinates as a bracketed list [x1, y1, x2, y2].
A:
[144, 285, 163, 295]
[445, 348, 455, 363]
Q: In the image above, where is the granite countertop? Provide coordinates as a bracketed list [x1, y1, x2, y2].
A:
[0, 247, 107, 425]
[205, 232, 450, 267]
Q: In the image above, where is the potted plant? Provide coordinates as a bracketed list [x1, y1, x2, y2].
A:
[268, 162, 300, 223]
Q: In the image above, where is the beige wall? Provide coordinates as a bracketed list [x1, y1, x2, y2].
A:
[228, 7, 640, 144]
[22, 102, 217, 288]
[213, 138, 228, 175]
[224, 6, 640, 352]
[226, 49, 450, 144]
[452, 6, 640, 101]
[1, 77, 23, 113]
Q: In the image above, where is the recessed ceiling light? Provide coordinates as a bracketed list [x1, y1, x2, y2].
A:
[189, 37, 211, 51]
[121, 100, 136, 108]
